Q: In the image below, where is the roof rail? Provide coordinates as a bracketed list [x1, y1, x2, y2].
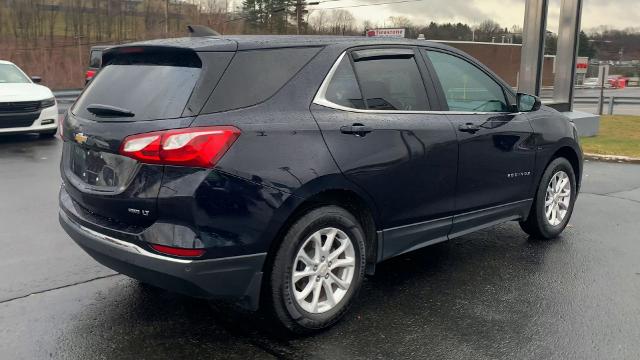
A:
[187, 25, 221, 37]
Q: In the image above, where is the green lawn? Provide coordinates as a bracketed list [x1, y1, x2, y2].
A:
[581, 115, 640, 158]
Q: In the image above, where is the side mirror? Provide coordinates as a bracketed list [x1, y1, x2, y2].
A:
[31, 76, 42, 84]
[517, 93, 541, 112]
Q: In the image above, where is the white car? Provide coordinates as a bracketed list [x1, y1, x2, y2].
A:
[0, 60, 58, 137]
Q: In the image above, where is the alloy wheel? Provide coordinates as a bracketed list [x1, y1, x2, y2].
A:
[291, 227, 355, 314]
[545, 170, 572, 226]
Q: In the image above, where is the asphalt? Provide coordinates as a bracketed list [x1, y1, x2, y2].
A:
[1, 135, 639, 360]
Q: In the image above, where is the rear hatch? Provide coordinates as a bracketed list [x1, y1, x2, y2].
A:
[61, 43, 234, 227]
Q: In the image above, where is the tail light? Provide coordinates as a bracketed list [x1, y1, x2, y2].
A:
[119, 126, 240, 168]
[85, 70, 96, 82]
[150, 244, 205, 258]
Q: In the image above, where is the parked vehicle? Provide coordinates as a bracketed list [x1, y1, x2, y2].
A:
[85, 45, 110, 84]
[0, 60, 58, 137]
[583, 77, 600, 88]
[59, 36, 583, 334]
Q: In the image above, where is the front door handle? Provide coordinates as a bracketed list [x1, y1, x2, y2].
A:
[458, 123, 480, 133]
[340, 123, 373, 136]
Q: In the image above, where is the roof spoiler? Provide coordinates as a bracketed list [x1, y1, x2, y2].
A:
[187, 25, 221, 37]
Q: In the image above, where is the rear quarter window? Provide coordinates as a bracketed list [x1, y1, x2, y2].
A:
[202, 47, 320, 113]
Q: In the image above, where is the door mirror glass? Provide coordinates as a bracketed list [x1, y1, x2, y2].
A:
[30, 76, 42, 83]
[517, 93, 541, 112]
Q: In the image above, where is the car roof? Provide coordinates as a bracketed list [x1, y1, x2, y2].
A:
[109, 35, 459, 52]
[90, 45, 111, 51]
[0, 60, 16, 65]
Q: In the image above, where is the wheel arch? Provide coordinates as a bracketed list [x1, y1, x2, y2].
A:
[261, 185, 381, 280]
[550, 145, 582, 192]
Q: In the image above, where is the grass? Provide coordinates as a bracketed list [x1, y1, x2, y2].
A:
[580, 115, 640, 158]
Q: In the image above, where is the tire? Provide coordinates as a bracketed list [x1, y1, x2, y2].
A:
[267, 205, 366, 334]
[520, 157, 577, 239]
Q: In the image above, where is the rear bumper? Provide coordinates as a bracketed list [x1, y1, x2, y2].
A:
[59, 209, 266, 310]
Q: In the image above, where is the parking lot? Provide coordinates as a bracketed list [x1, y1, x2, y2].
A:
[1, 134, 639, 359]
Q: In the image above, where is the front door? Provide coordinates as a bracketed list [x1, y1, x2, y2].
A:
[423, 50, 537, 237]
[311, 48, 458, 259]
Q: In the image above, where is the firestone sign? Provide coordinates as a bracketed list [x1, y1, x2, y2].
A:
[366, 28, 406, 38]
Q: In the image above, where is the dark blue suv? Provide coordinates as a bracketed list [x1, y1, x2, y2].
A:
[59, 35, 582, 333]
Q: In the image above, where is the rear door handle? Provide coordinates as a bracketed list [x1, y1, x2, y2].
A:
[458, 123, 480, 133]
[340, 123, 373, 136]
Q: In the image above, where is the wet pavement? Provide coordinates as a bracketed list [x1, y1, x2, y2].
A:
[1, 134, 639, 359]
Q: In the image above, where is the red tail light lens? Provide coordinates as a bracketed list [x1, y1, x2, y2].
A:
[150, 244, 205, 258]
[119, 126, 240, 168]
[85, 70, 96, 81]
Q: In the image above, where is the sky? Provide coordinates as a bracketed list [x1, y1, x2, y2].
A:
[305, 0, 640, 32]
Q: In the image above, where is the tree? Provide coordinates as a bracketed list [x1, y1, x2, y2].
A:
[578, 30, 596, 58]
[388, 16, 412, 28]
[475, 19, 501, 42]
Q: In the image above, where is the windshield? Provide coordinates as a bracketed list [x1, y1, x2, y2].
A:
[0, 64, 30, 84]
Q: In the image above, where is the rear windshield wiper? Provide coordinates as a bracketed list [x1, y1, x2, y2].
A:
[86, 104, 135, 118]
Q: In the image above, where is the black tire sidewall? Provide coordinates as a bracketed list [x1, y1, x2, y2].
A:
[270, 206, 366, 332]
[534, 158, 577, 238]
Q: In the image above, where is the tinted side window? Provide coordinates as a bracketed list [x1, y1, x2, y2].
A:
[203, 47, 320, 113]
[426, 51, 509, 112]
[353, 56, 429, 111]
[325, 56, 365, 109]
[89, 50, 102, 68]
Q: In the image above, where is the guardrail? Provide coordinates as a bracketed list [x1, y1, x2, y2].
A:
[53, 89, 82, 104]
[542, 96, 640, 115]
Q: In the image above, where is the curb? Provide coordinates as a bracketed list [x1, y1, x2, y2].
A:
[584, 153, 640, 164]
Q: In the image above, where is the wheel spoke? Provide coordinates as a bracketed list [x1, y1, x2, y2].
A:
[322, 228, 338, 253]
[299, 251, 317, 267]
[311, 233, 323, 262]
[293, 270, 315, 283]
[322, 280, 336, 307]
[310, 281, 322, 312]
[328, 241, 349, 262]
[557, 178, 568, 191]
[329, 272, 349, 290]
[331, 257, 355, 269]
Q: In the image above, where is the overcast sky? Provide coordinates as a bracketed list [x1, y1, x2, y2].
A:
[306, 0, 639, 32]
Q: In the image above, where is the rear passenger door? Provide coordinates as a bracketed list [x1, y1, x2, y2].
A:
[422, 49, 537, 237]
[311, 47, 459, 260]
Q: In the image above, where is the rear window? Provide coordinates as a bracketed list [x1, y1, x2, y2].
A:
[72, 50, 202, 121]
[89, 50, 102, 68]
[202, 47, 320, 113]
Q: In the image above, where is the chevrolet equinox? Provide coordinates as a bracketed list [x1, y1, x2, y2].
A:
[59, 35, 582, 334]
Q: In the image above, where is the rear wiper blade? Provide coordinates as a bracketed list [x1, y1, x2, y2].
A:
[86, 104, 135, 117]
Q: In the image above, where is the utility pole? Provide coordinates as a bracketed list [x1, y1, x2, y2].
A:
[296, 0, 301, 35]
[165, 0, 169, 36]
[75, 35, 84, 69]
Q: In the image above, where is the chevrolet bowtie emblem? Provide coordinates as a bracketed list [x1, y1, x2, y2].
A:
[74, 133, 88, 144]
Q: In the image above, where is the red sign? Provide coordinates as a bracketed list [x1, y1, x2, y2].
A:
[366, 28, 406, 38]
